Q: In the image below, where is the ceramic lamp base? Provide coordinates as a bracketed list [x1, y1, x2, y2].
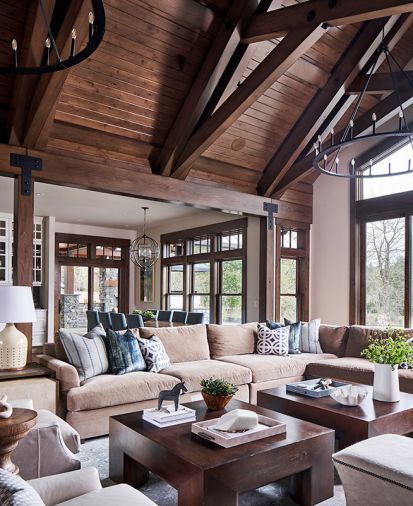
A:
[0, 323, 28, 371]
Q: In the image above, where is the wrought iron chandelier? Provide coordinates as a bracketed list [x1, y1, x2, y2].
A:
[130, 207, 160, 270]
[313, 42, 413, 179]
[0, 0, 105, 75]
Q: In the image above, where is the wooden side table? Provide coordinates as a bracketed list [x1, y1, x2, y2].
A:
[0, 408, 37, 474]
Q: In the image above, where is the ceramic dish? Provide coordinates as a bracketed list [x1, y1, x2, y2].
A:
[330, 385, 368, 406]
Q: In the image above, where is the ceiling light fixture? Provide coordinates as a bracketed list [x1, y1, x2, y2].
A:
[130, 207, 159, 270]
[313, 42, 413, 179]
[0, 0, 105, 75]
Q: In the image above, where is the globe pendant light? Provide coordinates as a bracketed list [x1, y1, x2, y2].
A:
[130, 207, 159, 270]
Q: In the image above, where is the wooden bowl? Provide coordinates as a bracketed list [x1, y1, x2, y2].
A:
[201, 391, 233, 410]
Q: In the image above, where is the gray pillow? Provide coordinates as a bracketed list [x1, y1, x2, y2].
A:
[300, 318, 322, 353]
[0, 469, 44, 505]
[136, 335, 171, 373]
[59, 328, 109, 382]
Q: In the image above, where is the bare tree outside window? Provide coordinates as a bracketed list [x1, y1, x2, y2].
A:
[365, 218, 405, 326]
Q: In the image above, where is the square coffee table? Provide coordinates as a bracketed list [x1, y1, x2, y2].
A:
[109, 399, 334, 506]
[258, 384, 413, 449]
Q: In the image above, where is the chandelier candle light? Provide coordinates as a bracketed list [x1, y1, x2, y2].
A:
[130, 207, 160, 270]
[313, 42, 413, 179]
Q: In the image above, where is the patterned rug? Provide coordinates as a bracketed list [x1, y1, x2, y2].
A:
[78, 436, 346, 505]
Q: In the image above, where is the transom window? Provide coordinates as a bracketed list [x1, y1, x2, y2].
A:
[165, 241, 184, 258]
[191, 236, 210, 254]
[220, 229, 243, 251]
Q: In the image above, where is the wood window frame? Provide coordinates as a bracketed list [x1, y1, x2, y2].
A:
[160, 219, 247, 324]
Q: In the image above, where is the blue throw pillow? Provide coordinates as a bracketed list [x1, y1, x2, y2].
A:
[104, 330, 146, 375]
[265, 320, 282, 330]
[284, 318, 302, 354]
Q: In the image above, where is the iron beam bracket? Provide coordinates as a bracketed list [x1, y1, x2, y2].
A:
[10, 153, 43, 196]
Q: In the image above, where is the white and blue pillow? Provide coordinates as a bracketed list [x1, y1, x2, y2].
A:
[136, 335, 171, 373]
[257, 324, 290, 356]
[104, 329, 146, 375]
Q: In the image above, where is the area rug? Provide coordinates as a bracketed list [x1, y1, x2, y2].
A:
[79, 436, 345, 505]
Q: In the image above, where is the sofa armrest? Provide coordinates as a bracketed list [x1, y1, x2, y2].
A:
[29, 467, 101, 506]
[35, 354, 80, 391]
[14, 421, 80, 480]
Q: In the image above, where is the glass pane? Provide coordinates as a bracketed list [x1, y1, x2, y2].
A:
[58, 243, 68, 256]
[366, 218, 405, 326]
[169, 294, 183, 310]
[221, 234, 230, 251]
[222, 259, 242, 293]
[78, 245, 88, 258]
[280, 258, 297, 294]
[281, 230, 290, 248]
[201, 237, 210, 253]
[60, 266, 89, 332]
[96, 246, 104, 258]
[0, 221, 6, 236]
[113, 247, 122, 260]
[103, 247, 113, 259]
[221, 295, 242, 324]
[239, 233, 243, 249]
[193, 240, 201, 254]
[192, 295, 210, 323]
[193, 263, 210, 293]
[93, 267, 119, 312]
[170, 264, 183, 292]
[280, 296, 297, 322]
[68, 244, 78, 258]
[291, 231, 298, 248]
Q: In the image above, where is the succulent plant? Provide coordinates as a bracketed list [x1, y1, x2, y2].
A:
[200, 377, 238, 397]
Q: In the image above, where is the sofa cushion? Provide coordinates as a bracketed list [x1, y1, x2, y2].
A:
[66, 372, 179, 412]
[139, 324, 209, 363]
[319, 325, 349, 357]
[300, 319, 322, 353]
[345, 326, 413, 358]
[161, 360, 252, 393]
[218, 353, 336, 383]
[306, 357, 375, 384]
[207, 323, 257, 358]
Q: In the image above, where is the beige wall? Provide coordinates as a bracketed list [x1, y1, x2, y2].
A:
[310, 174, 350, 325]
[134, 214, 261, 322]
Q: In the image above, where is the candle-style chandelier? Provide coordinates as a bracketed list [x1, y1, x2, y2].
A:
[130, 207, 160, 270]
[0, 0, 105, 75]
[313, 42, 413, 179]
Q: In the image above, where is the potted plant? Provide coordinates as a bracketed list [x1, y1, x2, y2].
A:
[361, 329, 413, 402]
[200, 378, 238, 410]
[132, 309, 155, 321]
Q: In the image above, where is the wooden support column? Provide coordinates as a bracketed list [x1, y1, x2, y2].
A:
[259, 217, 276, 321]
[13, 176, 34, 361]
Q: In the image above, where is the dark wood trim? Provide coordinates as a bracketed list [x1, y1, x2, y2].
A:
[356, 190, 413, 222]
[359, 221, 366, 326]
[347, 71, 413, 93]
[160, 218, 248, 243]
[349, 179, 358, 325]
[405, 216, 411, 328]
[259, 216, 276, 322]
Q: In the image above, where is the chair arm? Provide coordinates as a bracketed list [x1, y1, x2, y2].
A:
[28, 467, 102, 506]
[35, 354, 80, 391]
[14, 421, 80, 480]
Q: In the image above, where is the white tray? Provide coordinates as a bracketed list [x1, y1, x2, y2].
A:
[191, 414, 286, 448]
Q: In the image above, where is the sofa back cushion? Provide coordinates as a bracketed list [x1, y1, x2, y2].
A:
[319, 325, 349, 357]
[346, 325, 413, 357]
[139, 324, 209, 363]
[207, 323, 257, 358]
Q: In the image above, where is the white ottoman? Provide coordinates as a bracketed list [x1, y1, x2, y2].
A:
[333, 434, 413, 506]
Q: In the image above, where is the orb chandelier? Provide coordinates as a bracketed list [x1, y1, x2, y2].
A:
[0, 0, 105, 75]
[313, 42, 413, 179]
[130, 207, 160, 270]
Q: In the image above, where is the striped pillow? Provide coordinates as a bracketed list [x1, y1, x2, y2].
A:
[300, 319, 322, 353]
[59, 327, 109, 382]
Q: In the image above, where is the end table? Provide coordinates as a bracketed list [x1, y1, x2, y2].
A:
[0, 408, 37, 474]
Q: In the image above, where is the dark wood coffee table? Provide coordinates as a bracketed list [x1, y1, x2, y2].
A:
[258, 385, 413, 449]
[109, 399, 334, 506]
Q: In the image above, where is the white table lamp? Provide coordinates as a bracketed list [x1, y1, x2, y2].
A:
[0, 286, 37, 370]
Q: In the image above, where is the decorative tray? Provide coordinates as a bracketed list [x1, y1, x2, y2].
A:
[191, 414, 286, 448]
[286, 378, 351, 398]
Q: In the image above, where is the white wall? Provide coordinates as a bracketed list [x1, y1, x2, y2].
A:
[134, 213, 261, 322]
[310, 175, 350, 325]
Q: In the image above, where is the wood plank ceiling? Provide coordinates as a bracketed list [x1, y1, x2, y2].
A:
[2, 0, 413, 218]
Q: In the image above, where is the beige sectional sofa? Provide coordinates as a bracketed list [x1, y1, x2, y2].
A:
[36, 322, 413, 439]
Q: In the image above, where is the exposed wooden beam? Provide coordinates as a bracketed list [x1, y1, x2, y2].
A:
[23, 0, 89, 150]
[258, 17, 399, 197]
[347, 71, 413, 94]
[156, 0, 259, 176]
[8, 0, 56, 145]
[242, 0, 413, 43]
[273, 87, 413, 195]
[170, 24, 326, 180]
[0, 144, 312, 223]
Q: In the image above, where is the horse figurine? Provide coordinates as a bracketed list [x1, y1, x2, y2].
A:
[158, 382, 188, 411]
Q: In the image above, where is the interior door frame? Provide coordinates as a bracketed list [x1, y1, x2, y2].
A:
[55, 233, 130, 335]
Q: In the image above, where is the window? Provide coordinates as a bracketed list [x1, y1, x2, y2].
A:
[280, 258, 298, 322]
[219, 259, 243, 325]
[281, 229, 298, 249]
[161, 219, 247, 323]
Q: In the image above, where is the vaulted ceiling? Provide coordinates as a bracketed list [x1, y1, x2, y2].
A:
[1, 0, 413, 218]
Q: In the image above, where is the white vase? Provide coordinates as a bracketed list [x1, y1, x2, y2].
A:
[373, 363, 400, 402]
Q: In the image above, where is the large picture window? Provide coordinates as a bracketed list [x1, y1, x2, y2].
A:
[161, 219, 247, 324]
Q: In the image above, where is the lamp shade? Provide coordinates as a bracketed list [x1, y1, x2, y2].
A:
[0, 286, 37, 323]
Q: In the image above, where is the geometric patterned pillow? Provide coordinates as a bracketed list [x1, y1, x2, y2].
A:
[136, 335, 171, 373]
[0, 469, 44, 506]
[104, 330, 146, 375]
[257, 324, 290, 356]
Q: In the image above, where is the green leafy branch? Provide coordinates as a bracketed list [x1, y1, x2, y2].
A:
[361, 328, 413, 370]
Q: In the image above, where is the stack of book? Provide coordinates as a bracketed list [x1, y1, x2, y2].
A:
[142, 404, 196, 427]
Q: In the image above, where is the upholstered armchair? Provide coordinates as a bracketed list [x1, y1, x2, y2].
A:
[28, 467, 156, 505]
